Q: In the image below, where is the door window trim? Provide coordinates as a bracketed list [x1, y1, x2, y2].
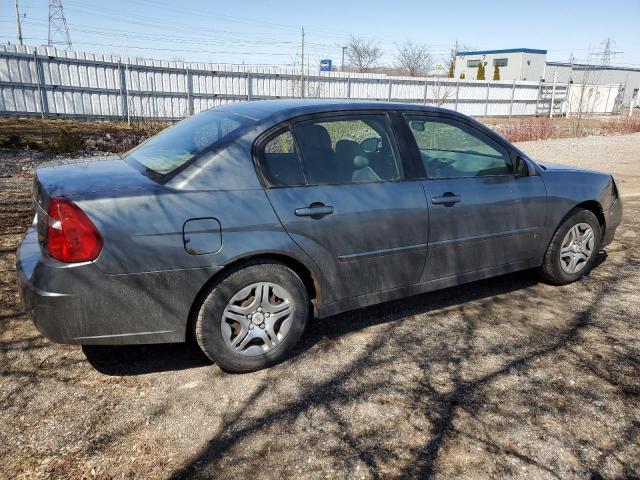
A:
[253, 110, 419, 189]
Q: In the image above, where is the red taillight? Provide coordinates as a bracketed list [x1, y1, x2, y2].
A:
[46, 197, 103, 262]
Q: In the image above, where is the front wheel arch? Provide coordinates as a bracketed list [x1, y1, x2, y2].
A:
[574, 200, 605, 236]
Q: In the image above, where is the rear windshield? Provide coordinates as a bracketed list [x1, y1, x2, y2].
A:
[123, 110, 255, 175]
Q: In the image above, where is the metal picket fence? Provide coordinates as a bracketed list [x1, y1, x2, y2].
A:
[0, 44, 624, 121]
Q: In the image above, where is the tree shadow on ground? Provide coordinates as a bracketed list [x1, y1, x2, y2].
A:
[159, 250, 637, 479]
[81, 268, 540, 377]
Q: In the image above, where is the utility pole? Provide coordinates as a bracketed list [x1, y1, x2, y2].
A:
[300, 27, 305, 98]
[48, 0, 72, 51]
[15, 0, 23, 46]
[341, 46, 346, 71]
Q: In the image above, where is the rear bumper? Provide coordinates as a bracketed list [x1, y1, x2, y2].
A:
[17, 225, 221, 345]
[601, 197, 623, 248]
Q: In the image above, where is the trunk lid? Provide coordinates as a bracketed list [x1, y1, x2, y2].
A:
[32, 156, 158, 248]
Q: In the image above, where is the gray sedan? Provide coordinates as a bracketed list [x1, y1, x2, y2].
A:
[17, 100, 623, 372]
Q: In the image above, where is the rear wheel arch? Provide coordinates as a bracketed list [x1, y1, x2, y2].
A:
[186, 253, 319, 340]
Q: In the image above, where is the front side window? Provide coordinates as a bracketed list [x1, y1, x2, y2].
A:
[124, 110, 254, 175]
[405, 115, 512, 179]
[467, 59, 481, 68]
[493, 58, 508, 67]
[291, 114, 404, 185]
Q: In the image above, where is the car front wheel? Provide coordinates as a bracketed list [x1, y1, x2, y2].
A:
[539, 209, 601, 285]
[195, 261, 309, 372]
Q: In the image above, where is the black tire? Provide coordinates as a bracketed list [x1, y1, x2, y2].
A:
[195, 261, 309, 372]
[538, 209, 602, 285]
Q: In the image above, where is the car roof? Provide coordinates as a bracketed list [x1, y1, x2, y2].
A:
[215, 99, 448, 121]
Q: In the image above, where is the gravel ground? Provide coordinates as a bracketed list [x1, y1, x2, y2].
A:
[1, 133, 639, 479]
[515, 132, 640, 196]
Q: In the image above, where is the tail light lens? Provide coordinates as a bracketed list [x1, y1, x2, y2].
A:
[46, 197, 103, 262]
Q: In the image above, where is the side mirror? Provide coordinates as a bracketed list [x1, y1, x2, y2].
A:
[515, 156, 529, 177]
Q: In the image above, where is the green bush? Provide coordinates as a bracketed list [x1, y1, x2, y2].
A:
[493, 64, 500, 80]
[476, 61, 486, 80]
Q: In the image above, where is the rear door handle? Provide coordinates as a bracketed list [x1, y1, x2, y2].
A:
[295, 203, 334, 217]
[431, 193, 462, 205]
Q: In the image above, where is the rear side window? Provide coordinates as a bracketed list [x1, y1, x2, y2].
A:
[292, 114, 404, 185]
[405, 115, 512, 179]
[123, 110, 254, 176]
[261, 129, 305, 186]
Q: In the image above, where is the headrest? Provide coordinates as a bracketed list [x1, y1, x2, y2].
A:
[294, 124, 332, 151]
[335, 139, 364, 159]
[353, 155, 369, 169]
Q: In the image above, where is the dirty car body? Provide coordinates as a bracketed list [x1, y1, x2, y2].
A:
[17, 100, 622, 351]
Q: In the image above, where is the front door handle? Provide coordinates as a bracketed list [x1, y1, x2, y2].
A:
[295, 203, 334, 218]
[432, 193, 462, 206]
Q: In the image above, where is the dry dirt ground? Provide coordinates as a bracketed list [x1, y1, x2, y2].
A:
[0, 133, 639, 479]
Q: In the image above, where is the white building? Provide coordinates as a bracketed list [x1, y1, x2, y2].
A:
[454, 48, 548, 82]
[454, 48, 639, 107]
[545, 62, 640, 108]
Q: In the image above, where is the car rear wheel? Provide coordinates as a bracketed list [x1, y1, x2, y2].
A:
[539, 209, 601, 285]
[195, 261, 309, 372]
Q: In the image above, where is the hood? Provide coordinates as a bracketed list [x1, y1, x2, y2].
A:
[536, 161, 596, 174]
[34, 157, 159, 197]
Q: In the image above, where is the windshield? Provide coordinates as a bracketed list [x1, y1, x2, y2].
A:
[123, 110, 254, 175]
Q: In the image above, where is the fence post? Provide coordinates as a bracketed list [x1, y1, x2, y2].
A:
[423, 79, 428, 105]
[509, 79, 516, 118]
[387, 79, 392, 101]
[549, 71, 557, 119]
[535, 80, 543, 116]
[118, 61, 128, 121]
[346, 77, 351, 99]
[485, 81, 490, 116]
[33, 50, 48, 118]
[454, 80, 459, 111]
[186, 67, 194, 115]
[246, 72, 252, 101]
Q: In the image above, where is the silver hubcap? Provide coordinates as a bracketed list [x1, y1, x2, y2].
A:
[221, 282, 294, 357]
[560, 222, 594, 274]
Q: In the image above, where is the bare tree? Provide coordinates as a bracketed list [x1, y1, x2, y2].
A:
[395, 41, 432, 76]
[345, 36, 382, 72]
[446, 43, 472, 78]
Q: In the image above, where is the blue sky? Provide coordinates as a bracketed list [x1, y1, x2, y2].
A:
[3, 0, 639, 67]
